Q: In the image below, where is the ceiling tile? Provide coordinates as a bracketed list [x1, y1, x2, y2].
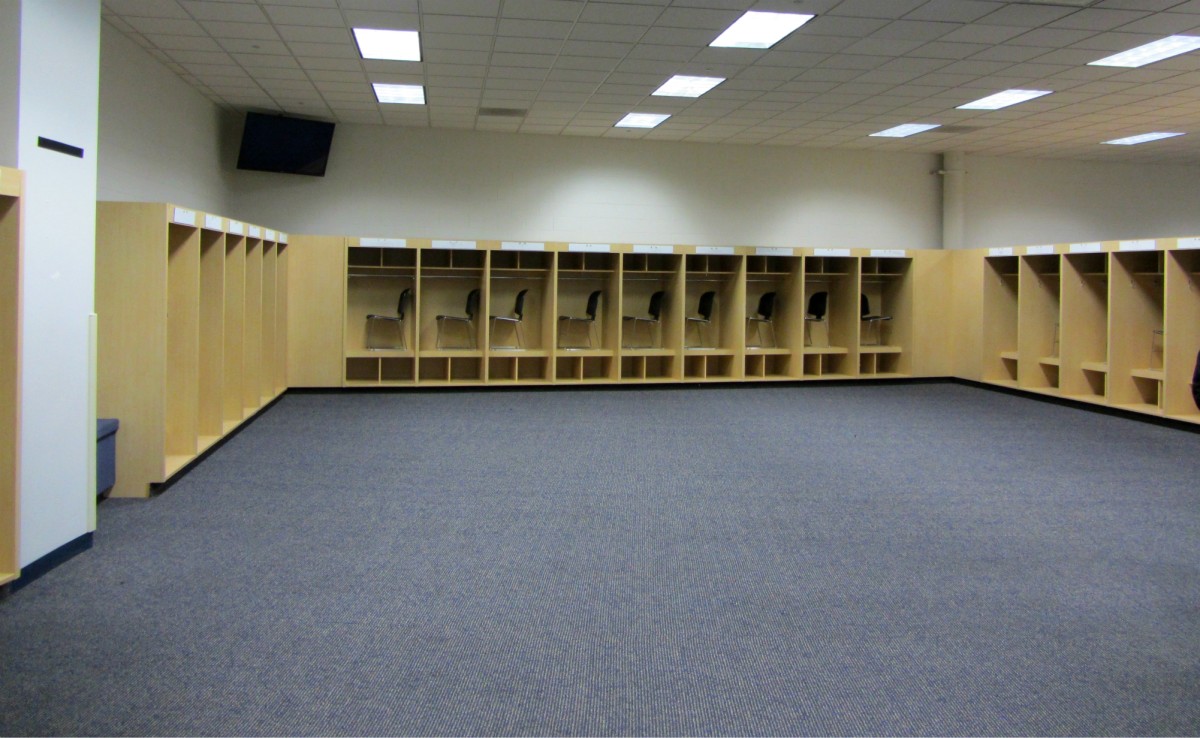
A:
[262, 5, 344, 26]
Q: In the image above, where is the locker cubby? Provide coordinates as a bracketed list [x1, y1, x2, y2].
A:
[684, 352, 737, 381]
[556, 355, 613, 382]
[1110, 249, 1165, 413]
[802, 256, 858, 379]
[859, 258, 911, 376]
[684, 254, 743, 365]
[982, 255, 1020, 386]
[557, 252, 618, 352]
[621, 354, 675, 381]
[744, 352, 791, 379]
[1061, 252, 1109, 403]
[1165, 248, 1200, 419]
[1018, 254, 1061, 394]
[621, 253, 681, 351]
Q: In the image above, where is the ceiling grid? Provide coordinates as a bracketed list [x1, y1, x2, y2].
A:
[100, 0, 1200, 162]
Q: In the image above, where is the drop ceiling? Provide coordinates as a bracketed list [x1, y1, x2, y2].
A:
[101, 0, 1200, 164]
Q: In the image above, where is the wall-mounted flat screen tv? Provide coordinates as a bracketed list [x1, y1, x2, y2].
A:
[236, 112, 336, 177]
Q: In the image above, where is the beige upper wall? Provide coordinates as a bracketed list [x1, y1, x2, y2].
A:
[962, 154, 1200, 250]
[97, 20, 234, 214]
[230, 124, 944, 250]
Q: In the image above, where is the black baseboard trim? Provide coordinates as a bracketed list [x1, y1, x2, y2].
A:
[285, 375, 952, 396]
[8, 532, 94, 593]
[951, 377, 1200, 434]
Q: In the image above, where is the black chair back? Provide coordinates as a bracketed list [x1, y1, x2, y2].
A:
[513, 289, 528, 320]
[465, 288, 481, 320]
[648, 290, 666, 321]
[585, 290, 601, 320]
[757, 291, 776, 320]
[697, 291, 716, 321]
[861, 293, 871, 318]
[396, 287, 411, 320]
[807, 291, 828, 320]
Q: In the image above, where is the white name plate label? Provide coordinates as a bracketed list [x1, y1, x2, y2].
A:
[1026, 245, 1055, 255]
[249, 226, 262, 239]
[280, 234, 288, 244]
[1119, 239, 1155, 251]
[1069, 242, 1102, 253]
[695, 246, 734, 256]
[756, 247, 794, 257]
[171, 208, 196, 226]
[569, 243, 611, 253]
[870, 249, 906, 258]
[1177, 237, 1200, 250]
[814, 248, 850, 257]
[265, 229, 277, 241]
[989, 247, 1014, 257]
[501, 241, 545, 251]
[433, 240, 476, 250]
[633, 244, 672, 254]
[229, 221, 245, 236]
[203, 214, 224, 231]
[361, 238, 407, 248]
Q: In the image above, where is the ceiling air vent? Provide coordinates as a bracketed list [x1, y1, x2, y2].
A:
[478, 107, 528, 118]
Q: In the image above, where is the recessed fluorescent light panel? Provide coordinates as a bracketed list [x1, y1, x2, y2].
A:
[710, 11, 815, 49]
[1090, 35, 1200, 68]
[1103, 132, 1184, 145]
[653, 75, 725, 98]
[957, 89, 1052, 110]
[870, 123, 941, 138]
[616, 113, 670, 129]
[354, 28, 420, 61]
[373, 83, 425, 105]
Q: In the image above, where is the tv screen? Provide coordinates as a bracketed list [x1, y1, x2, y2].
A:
[236, 112, 335, 177]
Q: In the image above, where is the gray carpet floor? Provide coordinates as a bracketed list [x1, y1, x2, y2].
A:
[1, 382, 1198, 736]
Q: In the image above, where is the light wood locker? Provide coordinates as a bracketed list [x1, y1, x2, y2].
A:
[555, 248, 620, 383]
[96, 203, 288, 497]
[0, 167, 24, 585]
[287, 235, 344, 388]
[619, 250, 683, 383]
[1017, 253, 1062, 396]
[743, 252, 799, 381]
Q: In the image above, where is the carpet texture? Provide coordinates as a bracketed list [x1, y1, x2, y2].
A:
[1, 383, 1198, 736]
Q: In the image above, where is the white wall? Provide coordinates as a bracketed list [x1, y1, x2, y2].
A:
[231, 125, 944, 250]
[17, 0, 100, 566]
[963, 154, 1200, 250]
[0, 3, 20, 168]
[97, 20, 234, 214]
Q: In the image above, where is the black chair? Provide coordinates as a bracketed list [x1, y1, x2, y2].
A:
[365, 286, 410, 350]
[861, 294, 892, 346]
[623, 290, 665, 348]
[804, 290, 828, 346]
[686, 290, 716, 348]
[559, 289, 601, 348]
[490, 289, 528, 349]
[436, 288, 480, 349]
[746, 291, 777, 348]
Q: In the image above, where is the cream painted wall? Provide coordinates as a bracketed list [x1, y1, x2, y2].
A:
[231, 124, 944, 250]
[962, 154, 1200, 250]
[97, 20, 234, 214]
